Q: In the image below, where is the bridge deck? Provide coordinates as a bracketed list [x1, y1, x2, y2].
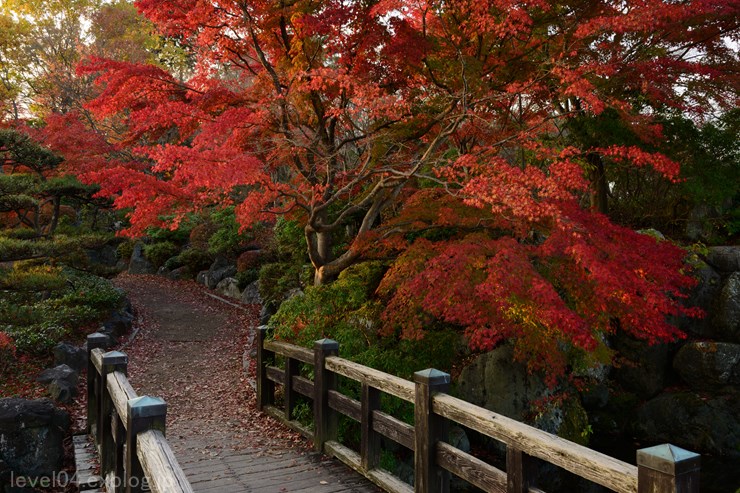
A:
[114, 275, 379, 493]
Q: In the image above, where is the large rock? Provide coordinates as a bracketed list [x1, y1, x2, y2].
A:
[635, 392, 740, 458]
[673, 342, 740, 392]
[241, 280, 262, 305]
[206, 257, 237, 289]
[677, 261, 722, 338]
[167, 266, 192, 280]
[85, 244, 118, 268]
[456, 344, 547, 422]
[101, 308, 134, 338]
[128, 242, 155, 274]
[0, 398, 70, 477]
[215, 277, 242, 299]
[37, 365, 78, 404]
[712, 272, 740, 342]
[706, 246, 740, 273]
[52, 342, 86, 372]
[612, 334, 673, 400]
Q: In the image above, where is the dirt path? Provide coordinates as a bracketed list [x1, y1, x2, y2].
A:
[114, 274, 378, 493]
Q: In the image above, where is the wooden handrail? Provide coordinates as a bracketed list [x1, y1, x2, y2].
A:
[86, 333, 193, 493]
[257, 328, 701, 493]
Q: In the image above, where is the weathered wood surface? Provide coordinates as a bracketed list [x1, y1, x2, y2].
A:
[436, 441, 506, 492]
[137, 430, 194, 493]
[325, 440, 413, 493]
[264, 339, 314, 364]
[329, 389, 361, 422]
[91, 348, 104, 373]
[433, 393, 639, 493]
[107, 371, 137, 424]
[324, 356, 415, 403]
[373, 410, 414, 451]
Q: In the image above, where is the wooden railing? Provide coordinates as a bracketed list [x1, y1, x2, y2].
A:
[86, 333, 193, 493]
[256, 328, 701, 493]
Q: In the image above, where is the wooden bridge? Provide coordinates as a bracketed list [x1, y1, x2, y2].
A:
[84, 328, 702, 493]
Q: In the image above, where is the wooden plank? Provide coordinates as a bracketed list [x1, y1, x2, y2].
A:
[372, 410, 414, 451]
[324, 356, 415, 403]
[324, 440, 413, 493]
[264, 340, 314, 364]
[432, 394, 638, 493]
[266, 365, 284, 385]
[328, 390, 361, 422]
[436, 441, 506, 493]
[136, 429, 194, 493]
[313, 339, 339, 454]
[91, 348, 104, 373]
[285, 357, 300, 421]
[361, 384, 381, 471]
[107, 371, 137, 425]
[293, 375, 314, 399]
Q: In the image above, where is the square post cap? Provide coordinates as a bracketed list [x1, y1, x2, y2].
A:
[87, 332, 108, 348]
[314, 339, 339, 350]
[637, 444, 701, 475]
[101, 351, 128, 366]
[414, 369, 451, 385]
[127, 396, 167, 419]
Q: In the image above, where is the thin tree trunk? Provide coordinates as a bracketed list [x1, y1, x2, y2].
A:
[588, 153, 608, 214]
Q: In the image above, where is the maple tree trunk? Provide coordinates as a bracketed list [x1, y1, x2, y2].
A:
[588, 153, 609, 215]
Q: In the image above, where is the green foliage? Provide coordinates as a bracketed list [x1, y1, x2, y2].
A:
[235, 268, 259, 289]
[176, 247, 213, 272]
[208, 207, 253, 255]
[0, 267, 124, 355]
[258, 218, 312, 301]
[116, 239, 135, 260]
[143, 241, 179, 268]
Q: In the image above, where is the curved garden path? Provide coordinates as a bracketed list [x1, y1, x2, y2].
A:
[113, 274, 378, 493]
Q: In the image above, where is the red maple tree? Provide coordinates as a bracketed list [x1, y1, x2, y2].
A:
[74, 0, 737, 377]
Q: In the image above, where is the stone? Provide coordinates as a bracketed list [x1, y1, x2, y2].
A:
[612, 333, 673, 400]
[128, 242, 155, 274]
[48, 379, 77, 404]
[673, 342, 740, 392]
[196, 270, 208, 285]
[713, 272, 740, 342]
[677, 261, 722, 337]
[0, 398, 70, 477]
[206, 259, 237, 289]
[101, 308, 134, 337]
[707, 246, 740, 273]
[259, 301, 279, 325]
[52, 343, 86, 372]
[456, 344, 547, 422]
[448, 426, 471, 453]
[166, 266, 191, 280]
[241, 280, 262, 304]
[37, 365, 77, 386]
[635, 392, 740, 458]
[216, 277, 242, 299]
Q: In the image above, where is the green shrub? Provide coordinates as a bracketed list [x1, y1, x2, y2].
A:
[236, 268, 259, 289]
[116, 240, 135, 260]
[177, 248, 213, 272]
[208, 207, 253, 255]
[143, 241, 179, 268]
[0, 265, 67, 292]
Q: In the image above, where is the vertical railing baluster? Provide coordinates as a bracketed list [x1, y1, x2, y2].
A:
[506, 446, 534, 493]
[284, 356, 300, 420]
[313, 339, 339, 453]
[361, 383, 381, 472]
[99, 351, 128, 487]
[86, 332, 108, 437]
[126, 396, 167, 493]
[414, 369, 450, 493]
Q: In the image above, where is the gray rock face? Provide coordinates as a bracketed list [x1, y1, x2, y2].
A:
[241, 280, 262, 305]
[0, 398, 70, 477]
[128, 242, 155, 274]
[85, 244, 118, 268]
[37, 365, 79, 404]
[52, 343, 86, 372]
[612, 335, 672, 400]
[635, 392, 740, 458]
[259, 301, 279, 325]
[196, 270, 208, 285]
[167, 266, 191, 280]
[673, 342, 740, 392]
[102, 308, 134, 338]
[456, 344, 546, 422]
[206, 259, 237, 289]
[707, 246, 740, 273]
[678, 262, 722, 337]
[216, 277, 242, 299]
[713, 272, 740, 342]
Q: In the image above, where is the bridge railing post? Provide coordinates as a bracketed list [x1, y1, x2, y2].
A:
[506, 446, 535, 493]
[313, 339, 339, 453]
[361, 383, 381, 472]
[99, 351, 128, 487]
[86, 332, 108, 436]
[256, 326, 274, 411]
[126, 396, 167, 493]
[414, 369, 450, 493]
[637, 444, 700, 493]
[284, 355, 300, 421]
